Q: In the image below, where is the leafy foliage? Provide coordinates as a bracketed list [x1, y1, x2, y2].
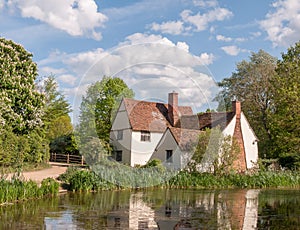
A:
[0, 38, 45, 134]
[188, 127, 239, 175]
[78, 76, 134, 145]
[215, 50, 277, 157]
[0, 38, 49, 166]
[271, 42, 300, 169]
[41, 76, 77, 155]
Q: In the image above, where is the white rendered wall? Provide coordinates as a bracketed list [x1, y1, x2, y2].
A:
[222, 115, 236, 137]
[130, 131, 163, 166]
[110, 101, 132, 165]
[151, 129, 182, 170]
[241, 113, 258, 168]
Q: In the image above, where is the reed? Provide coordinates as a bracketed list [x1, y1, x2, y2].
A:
[59, 166, 300, 191]
[0, 176, 59, 204]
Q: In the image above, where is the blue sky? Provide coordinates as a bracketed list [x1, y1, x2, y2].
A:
[1, 0, 299, 119]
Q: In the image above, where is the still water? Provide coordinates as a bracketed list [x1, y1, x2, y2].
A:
[1, 189, 300, 229]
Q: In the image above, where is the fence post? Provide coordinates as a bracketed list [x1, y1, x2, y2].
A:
[81, 156, 84, 166]
[67, 154, 69, 164]
[54, 153, 56, 162]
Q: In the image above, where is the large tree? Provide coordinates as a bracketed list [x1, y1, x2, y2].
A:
[42, 76, 71, 125]
[271, 42, 300, 169]
[0, 38, 44, 134]
[0, 38, 48, 166]
[215, 50, 277, 157]
[41, 76, 77, 155]
[78, 76, 134, 145]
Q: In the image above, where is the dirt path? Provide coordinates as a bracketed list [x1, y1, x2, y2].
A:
[6, 163, 68, 184]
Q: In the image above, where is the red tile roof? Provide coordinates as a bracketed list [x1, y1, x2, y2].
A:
[169, 127, 202, 151]
[123, 98, 235, 132]
[123, 98, 193, 132]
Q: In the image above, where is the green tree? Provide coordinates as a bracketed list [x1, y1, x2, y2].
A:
[41, 76, 77, 155]
[78, 76, 134, 145]
[0, 38, 48, 166]
[42, 76, 71, 126]
[0, 38, 45, 134]
[271, 42, 300, 169]
[215, 50, 277, 158]
[188, 127, 238, 174]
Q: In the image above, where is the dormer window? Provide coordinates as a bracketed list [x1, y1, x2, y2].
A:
[141, 131, 151, 142]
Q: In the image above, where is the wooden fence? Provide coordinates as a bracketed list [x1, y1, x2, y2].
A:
[50, 153, 86, 166]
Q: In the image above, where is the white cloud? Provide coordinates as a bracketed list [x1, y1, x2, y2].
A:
[58, 74, 77, 86]
[180, 7, 233, 31]
[193, 0, 218, 8]
[250, 31, 262, 38]
[260, 0, 300, 47]
[221, 45, 241, 56]
[148, 1, 232, 35]
[216, 35, 232, 42]
[8, 0, 107, 40]
[150, 20, 184, 35]
[199, 52, 215, 65]
[40, 33, 219, 121]
[235, 37, 247, 42]
[0, 0, 4, 9]
[176, 41, 189, 52]
[40, 66, 65, 75]
[216, 35, 247, 43]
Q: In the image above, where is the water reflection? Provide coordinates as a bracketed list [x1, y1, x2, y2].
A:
[0, 189, 300, 229]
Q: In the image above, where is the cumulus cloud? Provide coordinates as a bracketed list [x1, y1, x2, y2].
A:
[58, 74, 77, 86]
[8, 0, 107, 40]
[39, 33, 219, 121]
[149, 1, 232, 35]
[199, 52, 215, 65]
[260, 0, 300, 47]
[221, 45, 241, 56]
[216, 35, 232, 42]
[180, 7, 232, 32]
[193, 0, 218, 8]
[216, 35, 247, 43]
[150, 20, 184, 35]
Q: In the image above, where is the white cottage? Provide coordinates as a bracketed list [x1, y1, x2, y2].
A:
[110, 92, 258, 171]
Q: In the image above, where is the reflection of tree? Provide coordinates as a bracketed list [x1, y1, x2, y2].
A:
[0, 196, 61, 229]
[2, 189, 300, 229]
[258, 190, 300, 229]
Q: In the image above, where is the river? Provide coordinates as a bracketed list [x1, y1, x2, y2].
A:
[1, 189, 300, 229]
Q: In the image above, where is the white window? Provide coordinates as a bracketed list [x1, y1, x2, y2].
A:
[141, 131, 151, 142]
[117, 130, 123, 140]
[166, 150, 173, 163]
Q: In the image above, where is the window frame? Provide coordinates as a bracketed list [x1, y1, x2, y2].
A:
[117, 130, 123, 140]
[116, 150, 122, 162]
[140, 131, 151, 142]
[166, 150, 173, 163]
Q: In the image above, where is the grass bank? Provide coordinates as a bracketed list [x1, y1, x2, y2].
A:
[0, 176, 59, 205]
[58, 167, 300, 192]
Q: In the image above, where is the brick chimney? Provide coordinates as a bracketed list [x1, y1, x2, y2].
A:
[168, 91, 179, 126]
[232, 101, 241, 119]
[232, 100, 247, 172]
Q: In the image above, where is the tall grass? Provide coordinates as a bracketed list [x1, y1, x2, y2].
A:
[59, 166, 300, 192]
[0, 176, 59, 204]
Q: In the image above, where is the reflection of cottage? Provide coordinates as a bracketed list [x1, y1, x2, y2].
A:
[110, 92, 258, 171]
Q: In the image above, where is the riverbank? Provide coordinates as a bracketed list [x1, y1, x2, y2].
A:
[58, 167, 300, 192]
[5, 163, 68, 183]
[0, 163, 68, 205]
